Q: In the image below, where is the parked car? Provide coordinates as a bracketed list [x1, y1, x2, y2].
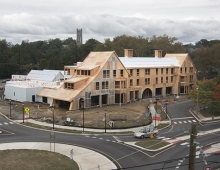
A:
[134, 126, 158, 139]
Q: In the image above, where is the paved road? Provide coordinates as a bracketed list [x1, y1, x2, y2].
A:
[1, 99, 220, 169]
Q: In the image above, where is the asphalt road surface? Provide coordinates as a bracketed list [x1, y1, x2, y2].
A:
[0, 99, 220, 169]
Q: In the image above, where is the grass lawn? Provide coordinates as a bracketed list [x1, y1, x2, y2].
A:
[135, 140, 170, 150]
[0, 149, 79, 170]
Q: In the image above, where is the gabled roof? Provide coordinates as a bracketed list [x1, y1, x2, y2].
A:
[38, 51, 117, 102]
[26, 70, 63, 82]
[164, 53, 188, 66]
[79, 51, 115, 69]
[119, 57, 180, 68]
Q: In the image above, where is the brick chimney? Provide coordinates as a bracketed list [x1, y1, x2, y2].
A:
[124, 49, 133, 58]
[154, 50, 163, 58]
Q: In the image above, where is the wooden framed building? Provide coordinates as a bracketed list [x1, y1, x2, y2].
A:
[37, 49, 197, 110]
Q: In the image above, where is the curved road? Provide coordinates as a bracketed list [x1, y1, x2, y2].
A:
[1, 100, 220, 169]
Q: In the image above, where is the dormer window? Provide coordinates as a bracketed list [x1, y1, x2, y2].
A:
[81, 70, 91, 76]
[65, 83, 74, 89]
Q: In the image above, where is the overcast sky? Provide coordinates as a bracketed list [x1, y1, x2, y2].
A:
[0, 0, 219, 45]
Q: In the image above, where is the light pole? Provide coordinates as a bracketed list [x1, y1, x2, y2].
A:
[49, 106, 55, 130]
[155, 97, 159, 128]
[105, 110, 107, 133]
[22, 104, 24, 123]
[9, 99, 11, 118]
[82, 99, 85, 133]
[196, 86, 199, 117]
[165, 100, 168, 119]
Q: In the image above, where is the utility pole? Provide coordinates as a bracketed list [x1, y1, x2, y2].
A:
[188, 123, 197, 170]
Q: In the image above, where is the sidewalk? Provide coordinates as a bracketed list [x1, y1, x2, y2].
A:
[0, 142, 117, 170]
[15, 119, 146, 133]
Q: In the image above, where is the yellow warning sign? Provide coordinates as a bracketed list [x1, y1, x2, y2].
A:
[150, 134, 154, 138]
[25, 107, 29, 114]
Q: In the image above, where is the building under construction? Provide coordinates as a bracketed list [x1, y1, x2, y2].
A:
[37, 49, 197, 110]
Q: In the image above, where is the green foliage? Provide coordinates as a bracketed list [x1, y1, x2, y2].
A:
[0, 63, 20, 78]
[189, 71, 220, 115]
[193, 43, 220, 79]
[1, 34, 186, 78]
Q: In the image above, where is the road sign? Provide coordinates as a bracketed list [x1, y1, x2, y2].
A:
[25, 107, 29, 114]
[204, 166, 212, 170]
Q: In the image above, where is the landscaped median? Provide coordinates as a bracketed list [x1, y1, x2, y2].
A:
[0, 149, 79, 170]
[135, 140, 171, 151]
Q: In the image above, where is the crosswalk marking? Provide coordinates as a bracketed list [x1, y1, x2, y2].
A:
[9, 122, 14, 124]
[180, 142, 189, 146]
[0, 123, 2, 125]
[196, 151, 200, 158]
[4, 122, 8, 125]
[173, 119, 197, 125]
[162, 138, 171, 140]
[157, 137, 166, 139]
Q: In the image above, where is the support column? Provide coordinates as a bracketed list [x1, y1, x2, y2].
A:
[99, 95, 102, 107]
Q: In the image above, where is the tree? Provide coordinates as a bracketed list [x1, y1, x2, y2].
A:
[193, 43, 220, 79]
[189, 71, 220, 115]
[149, 35, 186, 56]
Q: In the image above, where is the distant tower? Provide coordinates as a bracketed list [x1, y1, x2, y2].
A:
[76, 29, 82, 46]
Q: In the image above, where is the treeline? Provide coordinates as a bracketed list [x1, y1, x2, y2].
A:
[189, 71, 220, 116]
[0, 35, 220, 80]
[185, 39, 220, 80]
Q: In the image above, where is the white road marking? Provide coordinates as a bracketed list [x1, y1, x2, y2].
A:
[157, 137, 166, 139]
[162, 138, 171, 140]
[192, 120, 196, 122]
[174, 122, 177, 124]
[172, 117, 194, 120]
[188, 120, 192, 123]
[183, 121, 187, 123]
[178, 121, 182, 124]
[180, 142, 189, 146]
[113, 136, 123, 143]
[4, 122, 8, 125]
[196, 151, 200, 158]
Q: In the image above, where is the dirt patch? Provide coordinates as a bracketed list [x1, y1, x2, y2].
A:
[0, 99, 152, 128]
[0, 95, 189, 128]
